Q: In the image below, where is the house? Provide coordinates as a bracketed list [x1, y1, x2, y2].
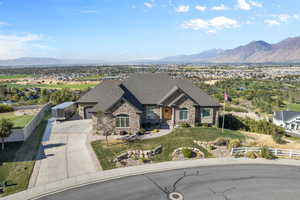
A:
[77, 73, 221, 135]
[273, 111, 300, 132]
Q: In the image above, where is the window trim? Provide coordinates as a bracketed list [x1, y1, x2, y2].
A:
[116, 114, 130, 128]
[201, 108, 212, 118]
[179, 108, 189, 121]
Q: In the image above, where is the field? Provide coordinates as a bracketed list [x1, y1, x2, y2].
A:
[2, 83, 97, 90]
[287, 104, 300, 112]
[92, 127, 245, 170]
[0, 75, 32, 80]
[0, 114, 49, 196]
[0, 112, 34, 129]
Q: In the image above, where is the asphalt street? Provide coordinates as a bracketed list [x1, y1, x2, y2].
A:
[38, 164, 300, 200]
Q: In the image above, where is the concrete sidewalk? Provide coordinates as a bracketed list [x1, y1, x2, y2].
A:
[29, 119, 100, 188]
[5, 158, 300, 200]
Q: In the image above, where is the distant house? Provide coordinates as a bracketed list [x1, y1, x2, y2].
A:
[77, 73, 221, 135]
[273, 111, 300, 132]
[52, 102, 76, 121]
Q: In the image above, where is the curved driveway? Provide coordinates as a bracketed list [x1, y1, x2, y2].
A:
[38, 164, 300, 200]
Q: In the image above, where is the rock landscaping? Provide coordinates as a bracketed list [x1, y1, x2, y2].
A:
[172, 147, 205, 161]
[113, 145, 163, 167]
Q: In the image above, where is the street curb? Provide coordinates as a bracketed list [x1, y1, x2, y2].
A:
[2, 158, 300, 200]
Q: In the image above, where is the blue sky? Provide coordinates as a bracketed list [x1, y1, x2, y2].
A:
[0, 0, 300, 61]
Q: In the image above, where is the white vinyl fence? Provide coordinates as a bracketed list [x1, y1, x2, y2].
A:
[231, 147, 300, 158]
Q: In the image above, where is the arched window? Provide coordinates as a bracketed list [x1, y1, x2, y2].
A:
[116, 114, 129, 128]
[179, 108, 188, 120]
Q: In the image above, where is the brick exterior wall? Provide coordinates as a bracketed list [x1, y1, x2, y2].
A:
[174, 97, 196, 127]
[92, 100, 141, 135]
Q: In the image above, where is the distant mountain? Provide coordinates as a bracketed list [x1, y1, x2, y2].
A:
[0, 57, 105, 66]
[160, 36, 300, 63]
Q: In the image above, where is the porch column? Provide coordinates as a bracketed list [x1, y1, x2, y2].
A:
[160, 106, 163, 122]
[172, 107, 175, 128]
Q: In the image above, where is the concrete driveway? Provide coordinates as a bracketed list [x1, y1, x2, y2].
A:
[29, 119, 99, 187]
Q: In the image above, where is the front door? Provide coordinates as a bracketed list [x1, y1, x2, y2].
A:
[163, 107, 172, 120]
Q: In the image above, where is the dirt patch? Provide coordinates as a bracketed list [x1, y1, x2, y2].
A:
[242, 131, 300, 150]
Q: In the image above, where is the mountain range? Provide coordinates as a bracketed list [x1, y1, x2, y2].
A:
[1, 36, 300, 66]
[158, 36, 300, 63]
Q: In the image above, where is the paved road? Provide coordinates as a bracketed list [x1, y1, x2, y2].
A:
[38, 164, 300, 200]
[29, 119, 98, 187]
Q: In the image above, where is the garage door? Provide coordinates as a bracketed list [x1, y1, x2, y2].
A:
[84, 107, 94, 119]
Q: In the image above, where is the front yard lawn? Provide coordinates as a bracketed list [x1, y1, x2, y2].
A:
[0, 112, 34, 129]
[91, 127, 245, 170]
[0, 114, 49, 197]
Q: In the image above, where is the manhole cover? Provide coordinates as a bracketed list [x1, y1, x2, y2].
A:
[169, 192, 184, 200]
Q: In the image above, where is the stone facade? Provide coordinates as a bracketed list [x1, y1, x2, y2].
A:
[174, 97, 196, 127]
[91, 100, 141, 135]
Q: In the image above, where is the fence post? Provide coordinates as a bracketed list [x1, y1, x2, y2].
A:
[290, 150, 293, 158]
[275, 149, 278, 156]
[230, 148, 234, 155]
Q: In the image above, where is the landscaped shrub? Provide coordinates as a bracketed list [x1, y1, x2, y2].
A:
[214, 137, 230, 146]
[246, 151, 258, 159]
[180, 123, 191, 128]
[195, 122, 202, 127]
[260, 146, 276, 159]
[119, 131, 128, 135]
[0, 104, 14, 113]
[182, 148, 193, 158]
[227, 139, 242, 150]
[272, 133, 285, 144]
[202, 123, 210, 128]
[137, 128, 146, 135]
[153, 129, 160, 133]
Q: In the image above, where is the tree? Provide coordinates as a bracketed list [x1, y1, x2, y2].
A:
[0, 119, 14, 151]
[96, 111, 115, 145]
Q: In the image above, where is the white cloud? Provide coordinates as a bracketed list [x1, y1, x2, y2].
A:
[0, 34, 43, 59]
[277, 14, 291, 22]
[175, 5, 189, 13]
[211, 5, 230, 11]
[80, 10, 98, 14]
[195, 5, 207, 12]
[264, 19, 280, 25]
[237, 0, 251, 10]
[0, 21, 10, 26]
[144, 2, 153, 8]
[249, 0, 263, 8]
[183, 16, 239, 33]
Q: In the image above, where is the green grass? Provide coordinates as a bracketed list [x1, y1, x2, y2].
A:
[2, 83, 97, 90]
[0, 112, 34, 129]
[77, 74, 103, 81]
[0, 75, 32, 80]
[287, 104, 300, 112]
[0, 114, 49, 196]
[91, 127, 245, 170]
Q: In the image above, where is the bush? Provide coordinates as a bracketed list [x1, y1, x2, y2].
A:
[272, 133, 285, 144]
[214, 137, 230, 146]
[153, 129, 160, 133]
[182, 148, 193, 158]
[228, 139, 242, 150]
[260, 146, 276, 159]
[0, 104, 14, 113]
[246, 151, 258, 159]
[195, 122, 202, 127]
[137, 128, 146, 135]
[180, 123, 191, 128]
[119, 131, 128, 135]
[202, 123, 210, 128]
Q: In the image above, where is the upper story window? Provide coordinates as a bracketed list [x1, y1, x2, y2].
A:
[116, 114, 129, 128]
[146, 106, 157, 119]
[179, 108, 188, 120]
[202, 108, 212, 118]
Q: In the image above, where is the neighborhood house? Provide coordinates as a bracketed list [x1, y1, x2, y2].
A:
[273, 111, 300, 133]
[77, 73, 221, 135]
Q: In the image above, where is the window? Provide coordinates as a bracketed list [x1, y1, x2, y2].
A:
[179, 108, 188, 120]
[146, 106, 157, 119]
[202, 108, 211, 117]
[116, 114, 129, 128]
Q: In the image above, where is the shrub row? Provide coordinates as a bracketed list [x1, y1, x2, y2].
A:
[0, 104, 14, 113]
